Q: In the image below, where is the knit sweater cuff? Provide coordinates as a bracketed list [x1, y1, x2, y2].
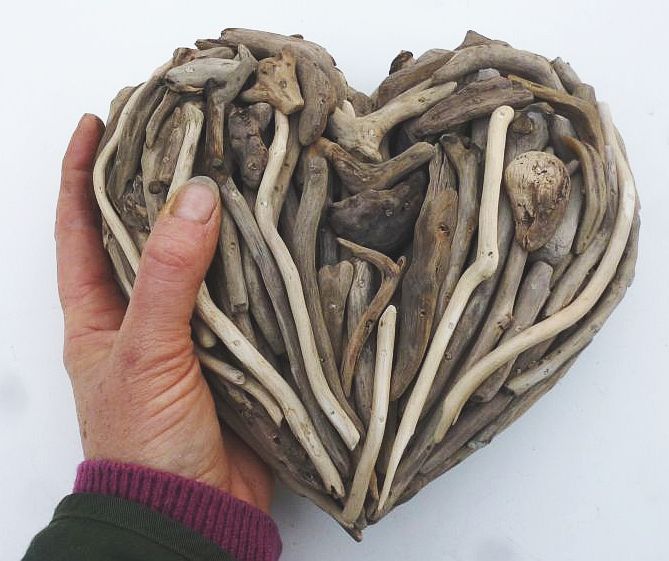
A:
[74, 460, 281, 561]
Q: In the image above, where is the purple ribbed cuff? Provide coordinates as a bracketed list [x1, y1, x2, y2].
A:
[74, 460, 281, 561]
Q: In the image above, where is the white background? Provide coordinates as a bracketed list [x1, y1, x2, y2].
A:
[1, 1, 668, 559]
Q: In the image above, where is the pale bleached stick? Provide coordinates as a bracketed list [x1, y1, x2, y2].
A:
[429, 101, 637, 446]
[92, 73, 344, 497]
[254, 110, 360, 451]
[196, 349, 283, 426]
[377, 105, 516, 512]
[342, 305, 396, 524]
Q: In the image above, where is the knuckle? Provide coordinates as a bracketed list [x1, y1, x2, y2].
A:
[141, 232, 199, 283]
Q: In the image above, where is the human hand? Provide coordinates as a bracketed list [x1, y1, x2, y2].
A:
[55, 114, 273, 512]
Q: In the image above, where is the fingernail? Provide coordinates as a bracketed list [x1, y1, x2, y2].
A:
[171, 177, 219, 223]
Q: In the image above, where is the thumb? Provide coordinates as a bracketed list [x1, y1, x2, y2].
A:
[122, 176, 221, 340]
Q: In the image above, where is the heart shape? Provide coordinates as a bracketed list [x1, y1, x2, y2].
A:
[94, 28, 639, 539]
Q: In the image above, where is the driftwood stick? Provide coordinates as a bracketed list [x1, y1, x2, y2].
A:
[318, 262, 355, 367]
[219, 176, 351, 478]
[508, 75, 605, 155]
[408, 76, 533, 138]
[338, 239, 406, 397]
[278, 182, 300, 253]
[316, 137, 435, 193]
[342, 306, 397, 524]
[372, 391, 515, 516]
[378, 106, 516, 512]
[432, 43, 565, 90]
[296, 59, 338, 145]
[347, 86, 373, 117]
[562, 136, 608, 253]
[474, 260, 554, 401]
[391, 178, 458, 400]
[201, 93, 251, 317]
[192, 316, 218, 349]
[318, 224, 339, 268]
[165, 58, 240, 93]
[240, 236, 285, 356]
[108, 77, 167, 203]
[388, 50, 414, 74]
[141, 106, 180, 228]
[436, 134, 481, 318]
[376, 49, 454, 106]
[155, 106, 188, 192]
[327, 81, 457, 162]
[329, 171, 428, 254]
[197, 349, 283, 426]
[551, 57, 583, 93]
[166, 101, 205, 197]
[218, 207, 249, 313]
[98, 86, 137, 157]
[573, 83, 597, 105]
[146, 89, 182, 148]
[427, 101, 636, 450]
[293, 150, 362, 430]
[348, 259, 376, 427]
[255, 110, 360, 450]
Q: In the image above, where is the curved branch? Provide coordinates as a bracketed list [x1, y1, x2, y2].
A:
[255, 110, 360, 450]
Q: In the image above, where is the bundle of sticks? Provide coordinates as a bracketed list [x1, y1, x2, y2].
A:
[94, 28, 640, 538]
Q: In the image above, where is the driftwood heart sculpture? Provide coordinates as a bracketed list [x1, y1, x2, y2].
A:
[94, 28, 640, 539]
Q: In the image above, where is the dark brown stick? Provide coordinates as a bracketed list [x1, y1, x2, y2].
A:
[391, 178, 458, 400]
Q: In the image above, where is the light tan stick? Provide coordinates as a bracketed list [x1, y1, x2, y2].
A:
[255, 110, 360, 451]
[342, 305, 396, 524]
[377, 105, 516, 512]
[429, 101, 636, 446]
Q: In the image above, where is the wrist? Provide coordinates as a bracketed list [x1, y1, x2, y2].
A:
[74, 460, 281, 561]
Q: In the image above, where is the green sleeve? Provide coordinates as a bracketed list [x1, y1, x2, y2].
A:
[23, 494, 235, 561]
